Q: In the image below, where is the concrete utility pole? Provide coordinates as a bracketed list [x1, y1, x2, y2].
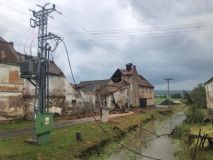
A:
[164, 78, 173, 107]
[20, 3, 62, 144]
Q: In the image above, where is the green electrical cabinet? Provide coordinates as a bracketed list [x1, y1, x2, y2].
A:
[35, 113, 54, 144]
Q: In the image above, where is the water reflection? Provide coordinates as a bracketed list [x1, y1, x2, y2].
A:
[109, 112, 186, 160]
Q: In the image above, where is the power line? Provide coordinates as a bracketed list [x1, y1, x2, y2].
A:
[29, 30, 37, 56]
[23, 28, 35, 55]
[65, 21, 213, 36]
[57, 19, 213, 42]
[61, 40, 163, 160]
[45, 9, 213, 42]
[67, 27, 213, 38]
[61, 24, 213, 41]
[63, 29, 213, 42]
[66, 21, 213, 34]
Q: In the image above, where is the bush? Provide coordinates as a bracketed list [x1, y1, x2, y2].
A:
[185, 105, 205, 124]
[190, 84, 207, 108]
[171, 93, 182, 99]
[173, 124, 190, 141]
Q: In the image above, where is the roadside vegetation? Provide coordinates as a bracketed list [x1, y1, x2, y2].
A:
[173, 84, 213, 160]
[0, 106, 183, 160]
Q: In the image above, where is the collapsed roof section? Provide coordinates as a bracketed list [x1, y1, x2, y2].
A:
[111, 63, 154, 88]
[78, 79, 109, 93]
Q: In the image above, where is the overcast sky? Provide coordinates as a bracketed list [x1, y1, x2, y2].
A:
[0, 0, 213, 90]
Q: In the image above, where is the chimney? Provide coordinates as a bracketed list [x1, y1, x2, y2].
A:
[126, 63, 133, 71]
[9, 42, 14, 47]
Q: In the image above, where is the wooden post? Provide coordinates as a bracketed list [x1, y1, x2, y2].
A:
[76, 132, 82, 141]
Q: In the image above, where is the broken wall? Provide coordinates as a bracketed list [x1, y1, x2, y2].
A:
[106, 87, 129, 109]
[0, 63, 25, 120]
[0, 63, 78, 121]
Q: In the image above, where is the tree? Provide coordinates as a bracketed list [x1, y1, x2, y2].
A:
[185, 84, 207, 124]
[171, 93, 182, 99]
[190, 83, 207, 108]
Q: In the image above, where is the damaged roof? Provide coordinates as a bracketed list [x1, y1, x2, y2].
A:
[0, 37, 23, 63]
[137, 74, 154, 88]
[0, 36, 64, 77]
[204, 77, 213, 85]
[119, 69, 134, 76]
[78, 79, 109, 93]
[111, 65, 154, 88]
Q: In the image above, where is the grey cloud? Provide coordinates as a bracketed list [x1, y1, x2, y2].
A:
[0, 0, 212, 90]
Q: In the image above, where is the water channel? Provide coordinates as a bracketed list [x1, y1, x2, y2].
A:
[109, 111, 186, 160]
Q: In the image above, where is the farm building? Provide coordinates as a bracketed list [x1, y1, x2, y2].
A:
[109, 63, 154, 107]
[78, 63, 154, 110]
[204, 77, 213, 114]
[0, 36, 77, 121]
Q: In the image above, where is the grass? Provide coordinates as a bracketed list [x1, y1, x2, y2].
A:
[0, 121, 31, 131]
[155, 97, 166, 104]
[0, 106, 183, 160]
[174, 123, 213, 160]
[173, 107, 213, 160]
[0, 122, 111, 160]
[190, 124, 213, 137]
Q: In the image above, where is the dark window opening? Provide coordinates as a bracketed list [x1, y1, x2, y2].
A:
[72, 100, 77, 105]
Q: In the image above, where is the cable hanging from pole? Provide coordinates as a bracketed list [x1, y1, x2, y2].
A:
[61, 40, 164, 160]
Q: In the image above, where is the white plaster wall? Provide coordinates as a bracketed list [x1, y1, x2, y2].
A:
[64, 78, 77, 108]
[0, 63, 24, 118]
[49, 75, 65, 96]
[0, 62, 78, 118]
[0, 63, 23, 83]
[205, 82, 213, 111]
[147, 98, 154, 106]
[106, 88, 129, 109]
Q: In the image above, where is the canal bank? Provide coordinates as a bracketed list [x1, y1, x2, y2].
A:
[173, 123, 213, 160]
[86, 106, 185, 160]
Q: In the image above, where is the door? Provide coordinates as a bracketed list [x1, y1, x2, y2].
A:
[140, 98, 147, 107]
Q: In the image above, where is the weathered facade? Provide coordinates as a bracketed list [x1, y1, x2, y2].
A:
[78, 63, 154, 110]
[0, 37, 77, 121]
[204, 77, 213, 115]
[77, 79, 109, 112]
[110, 63, 154, 107]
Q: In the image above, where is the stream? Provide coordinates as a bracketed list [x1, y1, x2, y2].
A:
[109, 111, 186, 160]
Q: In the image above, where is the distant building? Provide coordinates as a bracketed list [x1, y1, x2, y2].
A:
[0, 36, 77, 121]
[204, 77, 213, 114]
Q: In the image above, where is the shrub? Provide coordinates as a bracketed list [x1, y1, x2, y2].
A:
[185, 105, 205, 124]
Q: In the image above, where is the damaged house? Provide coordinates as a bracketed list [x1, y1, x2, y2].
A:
[0, 37, 77, 121]
[109, 63, 154, 107]
[77, 79, 109, 112]
[78, 63, 154, 110]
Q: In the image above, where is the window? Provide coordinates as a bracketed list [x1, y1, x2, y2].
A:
[72, 100, 77, 105]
